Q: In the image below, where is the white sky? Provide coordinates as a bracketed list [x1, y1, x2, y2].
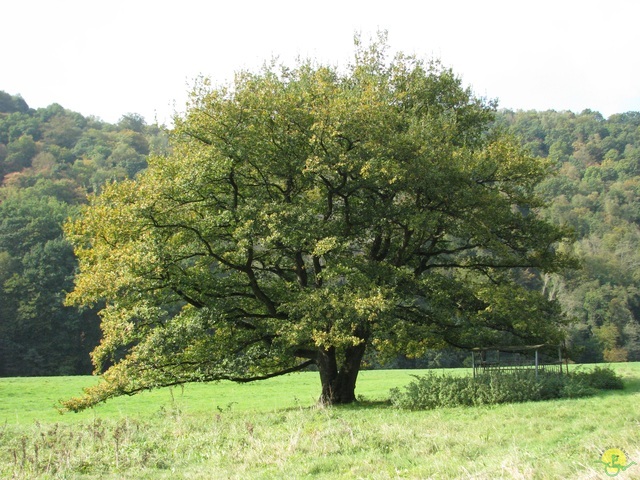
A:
[3, 0, 639, 125]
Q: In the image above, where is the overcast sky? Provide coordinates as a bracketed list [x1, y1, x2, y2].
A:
[3, 0, 639, 125]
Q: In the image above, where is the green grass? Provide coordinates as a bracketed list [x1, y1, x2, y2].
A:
[1, 363, 639, 479]
[0, 369, 421, 424]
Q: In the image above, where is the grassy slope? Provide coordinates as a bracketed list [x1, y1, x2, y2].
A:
[0, 363, 638, 479]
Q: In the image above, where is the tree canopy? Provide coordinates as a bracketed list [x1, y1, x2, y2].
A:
[62, 37, 573, 410]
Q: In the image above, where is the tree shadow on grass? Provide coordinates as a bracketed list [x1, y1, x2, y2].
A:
[278, 398, 393, 413]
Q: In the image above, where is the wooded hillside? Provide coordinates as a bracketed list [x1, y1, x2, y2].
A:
[500, 109, 640, 363]
[0, 91, 168, 375]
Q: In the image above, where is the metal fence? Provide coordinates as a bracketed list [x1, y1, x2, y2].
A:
[471, 344, 567, 379]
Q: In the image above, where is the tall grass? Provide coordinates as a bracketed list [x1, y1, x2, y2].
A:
[1, 363, 639, 479]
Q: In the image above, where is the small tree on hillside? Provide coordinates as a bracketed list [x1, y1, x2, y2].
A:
[63, 35, 573, 410]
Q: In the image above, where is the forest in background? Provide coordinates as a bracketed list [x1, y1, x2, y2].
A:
[0, 90, 638, 376]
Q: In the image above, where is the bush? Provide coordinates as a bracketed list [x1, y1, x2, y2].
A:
[390, 367, 624, 410]
[560, 378, 597, 398]
[573, 365, 624, 390]
[390, 371, 543, 410]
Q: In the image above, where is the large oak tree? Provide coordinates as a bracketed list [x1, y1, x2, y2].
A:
[63, 37, 573, 410]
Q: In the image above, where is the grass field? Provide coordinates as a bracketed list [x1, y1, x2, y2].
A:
[1, 363, 639, 479]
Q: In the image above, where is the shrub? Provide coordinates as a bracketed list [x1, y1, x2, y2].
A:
[573, 365, 624, 390]
[560, 378, 597, 398]
[390, 371, 544, 410]
[536, 373, 566, 400]
[390, 367, 624, 410]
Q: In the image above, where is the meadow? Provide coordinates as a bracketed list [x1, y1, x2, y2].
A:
[1, 364, 639, 479]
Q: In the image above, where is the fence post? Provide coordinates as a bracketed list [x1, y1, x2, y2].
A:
[558, 345, 565, 374]
[472, 351, 476, 378]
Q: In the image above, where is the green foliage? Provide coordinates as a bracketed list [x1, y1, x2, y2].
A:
[4, 135, 37, 173]
[0, 190, 70, 256]
[0, 189, 101, 375]
[118, 113, 147, 133]
[0, 91, 29, 114]
[0, 112, 40, 144]
[388, 367, 624, 410]
[573, 365, 625, 390]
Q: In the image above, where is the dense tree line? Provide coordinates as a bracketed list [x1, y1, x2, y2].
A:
[0, 91, 168, 375]
[0, 86, 638, 377]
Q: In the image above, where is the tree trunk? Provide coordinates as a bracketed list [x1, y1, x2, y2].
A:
[317, 341, 367, 405]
